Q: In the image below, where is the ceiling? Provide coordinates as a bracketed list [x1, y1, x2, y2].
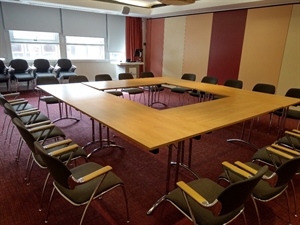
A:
[2, 0, 299, 18]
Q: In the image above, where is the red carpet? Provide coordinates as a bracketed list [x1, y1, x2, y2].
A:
[0, 89, 299, 225]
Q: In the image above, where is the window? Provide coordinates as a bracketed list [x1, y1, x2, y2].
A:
[66, 36, 105, 60]
[9, 30, 60, 60]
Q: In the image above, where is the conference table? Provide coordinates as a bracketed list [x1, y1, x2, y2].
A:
[37, 77, 300, 214]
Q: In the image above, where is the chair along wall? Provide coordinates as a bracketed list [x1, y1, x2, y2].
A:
[145, 4, 300, 95]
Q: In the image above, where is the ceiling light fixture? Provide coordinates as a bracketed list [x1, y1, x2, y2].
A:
[159, 0, 196, 5]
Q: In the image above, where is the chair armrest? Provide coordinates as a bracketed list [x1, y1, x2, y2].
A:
[234, 161, 258, 175]
[8, 98, 25, 103]
[27, 123, 55, 133]
[271, 144, 300, 156]
[176, 181, 222, 216]
[48, 144, 79, 157]
[10, 99, 28, 106]
[68, 165, 112, 189]
[222, 161, 252, 179]
[285, 130, 300, 139]
[53, 65, 61, 72]
[1, 92, 20, 99]
[266, 146, 295, 160]
[292, 129, 300, 134]
[69, 65, 76, 72]
[49, 65, 54, 73]
[17, 109, 40, 117]
[8, 66, 15, 74]
[25, 120, 52, 129]
[44, 138, 73, 150]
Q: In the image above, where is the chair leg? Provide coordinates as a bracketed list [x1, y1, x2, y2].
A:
[45, 187, 56, 223]
[251, 196, 261, 225]
[284, 189, 292, 225]
[39, 172, 51, 211]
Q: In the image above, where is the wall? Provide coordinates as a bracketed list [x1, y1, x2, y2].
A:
[145, 4, 300, 95]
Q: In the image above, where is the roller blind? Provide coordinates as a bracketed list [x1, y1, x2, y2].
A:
[107, 14, 125, 52]
[61, 9, 106, 38]
[2, 2, 61, 32]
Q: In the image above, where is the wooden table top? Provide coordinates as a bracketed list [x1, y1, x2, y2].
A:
[38, 77, 300, 150]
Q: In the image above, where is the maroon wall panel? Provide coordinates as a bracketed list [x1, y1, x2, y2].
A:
[207, 10, 247, 84]
[145, 18, 164, 77]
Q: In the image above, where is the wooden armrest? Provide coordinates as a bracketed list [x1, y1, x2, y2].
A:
[68, 165, 112, 189]
[28, 124, 55, 133]
[10, 100, 28, 106]
[2, 93, 20, 99]
[222, 161, 252, 178]
[292, 129, 300, 134]
[266, 146, 294, 160]
[17, 108, 38, 113]
[25, 120, 52, 128]
[177, 181, 208, 205]
[44, 139, 73, 150]
[285, 130, 300, 139]
[17, 110, 40, 117]
[271, 144, 300, 156]
[48, 144, 79, 157]
[8, 98, 24, 103]
[80, 165, 112, 183]
[234, 161, 257, 175]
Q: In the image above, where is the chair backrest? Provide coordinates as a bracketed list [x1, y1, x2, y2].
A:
[217, 165, 268, 216]
[4, 102, 20, 121]
[36, 76, 59, 85]
[33, 59, 51, 72]
[9, 59, 29, 73]
[252, 83, 276, 94]
[181, 73, 196, 81]
[224, 79, 243, 89]
[12, 117, 37, 153]
[56, 59, 72, 71]
[285, 88, 300, 99]
[141, 72, 154, 78]
[95, 74, 113, 81]
[119, 73, 134, 80]
[34, 140, 72, 189]
[273, 156, 300, 187]
[201, 76, 218, 84]
[69, 75, 89, 83]
[0, 60, 7, 75]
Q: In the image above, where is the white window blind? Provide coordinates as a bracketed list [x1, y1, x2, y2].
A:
[2, 2, 61, 32]
[61, 9, 106, 38]
[107, 14, 125, 52]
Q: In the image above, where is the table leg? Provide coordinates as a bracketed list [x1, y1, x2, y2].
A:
[227, 118, 258, 150]
[53, 102, 80, 123]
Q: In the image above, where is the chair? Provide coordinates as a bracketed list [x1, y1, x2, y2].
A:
[252, 83, 276, 131]
[32, 59, 54, 78]
[4, 103, 66, 161]
[95, 74, 123, 97]
[163, 163, 267, 225]
[0, 60, 10, 91]
[140, 71, 166, 107]
[169, 73, 196, 105]
[213, 79, 243, 100]
[188, 75, 217, 103]
[118, 73, 145, 102]
[8, 59, 35, 91]
[219, 147, 300, 225]
[52, 59, 77, 82]
[269, 88, 300, 130]
[36, 76, 62, 119]
[34, 140, 129, 225]
[69, 75, 89, 83]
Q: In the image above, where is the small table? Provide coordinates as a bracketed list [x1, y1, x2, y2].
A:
[112, 61, 144, 78]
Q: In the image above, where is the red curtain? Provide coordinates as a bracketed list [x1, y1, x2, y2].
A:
[126, 17, 143, 61]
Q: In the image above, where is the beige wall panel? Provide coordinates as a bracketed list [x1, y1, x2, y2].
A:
[162, 16, 186, 79]
[183, 14, 213, 82]
[277, 4, 300, 96]
[239, 5, 292, 91]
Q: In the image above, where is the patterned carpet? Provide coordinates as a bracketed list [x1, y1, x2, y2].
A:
[0, 88, 299, 225]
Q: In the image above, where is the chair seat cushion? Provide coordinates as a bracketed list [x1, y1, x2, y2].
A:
[54, 162, 123, 205]
[274, 108, 300, 120]
[122, 88, 144, 94]
[252, 146, 282, 167]
[13, 73, 34, 81]
[40, 96, 60, 104]
[105, 90, 123, 96]
[171, 87, 192, 93]
[36, 73, 54, 78]
[166, 179, 243, 225]
[0, 74, 9, 81]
